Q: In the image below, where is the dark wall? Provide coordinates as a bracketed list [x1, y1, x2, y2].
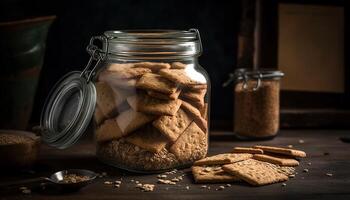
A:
[0, 0, 241, 127]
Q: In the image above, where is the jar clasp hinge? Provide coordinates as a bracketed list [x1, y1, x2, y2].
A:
[222, 71, 262, 91]
[81, 35, 109, 82]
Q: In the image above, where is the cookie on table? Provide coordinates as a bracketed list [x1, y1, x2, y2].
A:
[125, 126, 169, 153]
[171, 62, 187, 69]
[252, 158, 296, 176]
[116, 109, 156, 136]
[170, 122, 207, 162]
[253, 145, 306, 158]
[152, 109, 192, 142]
[159, 68, 207, 86]
[260, 162, 296, 177]
[192, 165, 240, 183]
[136, 73, 178, 94]
[253, 154, 299, 167]
[276, 166, 296, 177]
[232, 147, 264, 154]
[127, 94, 182, 116]
[95, 119, 123, 143]
[222, 159, 289, 186]
[193, 153, 252, 166]
[147, 89, 181, 100]
[181, 101, 207, 133]
[134, 62, 171, 71]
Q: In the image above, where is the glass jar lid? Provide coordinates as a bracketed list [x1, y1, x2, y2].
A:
[103, 29, 202, 59]
[40, 72, 96, 149]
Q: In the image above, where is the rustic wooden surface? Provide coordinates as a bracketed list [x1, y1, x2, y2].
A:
[1, 130, 350, 200]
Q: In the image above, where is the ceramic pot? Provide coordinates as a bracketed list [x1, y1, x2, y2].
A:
[0, 16, 55, 129]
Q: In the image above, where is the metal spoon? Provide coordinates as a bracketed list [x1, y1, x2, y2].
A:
[0, 169, 97, 192]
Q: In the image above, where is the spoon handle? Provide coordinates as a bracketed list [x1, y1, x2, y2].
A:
[0, 177, 49, 189]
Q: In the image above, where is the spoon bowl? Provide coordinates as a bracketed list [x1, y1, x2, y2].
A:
[0, 169, 97, 192]
[48, 169, 97, 191]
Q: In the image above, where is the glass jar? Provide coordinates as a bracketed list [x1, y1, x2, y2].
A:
[233, 68, 283, 140]
[40, 29, 210, 173]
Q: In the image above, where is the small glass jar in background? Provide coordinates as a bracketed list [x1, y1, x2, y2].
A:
[232, 68, 284, 140]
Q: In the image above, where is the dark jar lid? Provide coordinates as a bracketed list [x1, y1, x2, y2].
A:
[234, 68, 284, 81]
[223, 68, 284, 88]
[40, 72, 96, 149]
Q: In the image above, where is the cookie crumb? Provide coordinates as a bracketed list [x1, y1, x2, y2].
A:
[19, 187, 28, 190]
[216, 186, 225, 191]
[115, 180, 121, 184]
[186, 186, 190, 190]
[136, 183, 142, 187]
[226, 184, 231, 187]
[298, 139, 305, 144]
[165, 169, 177, 175]
[139, 184, 155, 192]
[157, 174, 167, 179]
[287, 145, 293, 148]
[303, 169, 309, 173]
[207, 186, 211, 190]
[281, 183, 287, 187]
[326, 173, 333, 177]
[171, 178, 180, 182]
[157, 179, 176, 185]
[115, 184, 120, 188]
[104, 181, 113, 185]
[201, 185, 207, 189]
[289, 174, 295, 178]
[22, 189, 31, 194]
[307, 162, 312, 166]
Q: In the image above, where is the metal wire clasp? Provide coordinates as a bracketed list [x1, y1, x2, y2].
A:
[222, 70, 262, 91]
[81, 35, 108, 82]
[189, 28, 203, 54]
[242, 73, 262, 91]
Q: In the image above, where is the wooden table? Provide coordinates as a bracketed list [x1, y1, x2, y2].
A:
[1, 130, 350, 200]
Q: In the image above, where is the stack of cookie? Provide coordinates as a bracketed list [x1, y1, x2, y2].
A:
[93, 62, 209, 171]
[192, 145, 306, 186]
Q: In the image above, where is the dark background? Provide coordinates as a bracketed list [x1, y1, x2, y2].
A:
[0, 0, 241, 127]
[1, 0, 348, 129]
